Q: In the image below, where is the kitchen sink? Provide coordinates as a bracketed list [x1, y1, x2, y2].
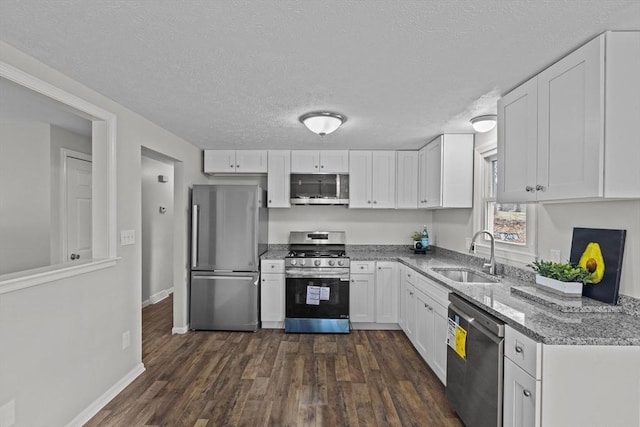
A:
[431, 267, 499, 284]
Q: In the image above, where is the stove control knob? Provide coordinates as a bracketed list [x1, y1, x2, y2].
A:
[314, 259, 321, 267]
[290, 259, 297, 265]
[337, 260, 345, 266]
[328, 260, 335, 266]
[300, 259, 306, 265]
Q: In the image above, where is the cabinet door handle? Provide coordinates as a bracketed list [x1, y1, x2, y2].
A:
[523, 390, 531, 397]
[515, 345, 523, 353]
[525, 186, 534, 192]
[236, 164, 240, 168]
[230, 164, 234, 168]
[373, 200, 377, 204]
[536, 184, 545, 191]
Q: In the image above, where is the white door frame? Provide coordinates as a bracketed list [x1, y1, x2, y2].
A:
[60, 148, 92, 262]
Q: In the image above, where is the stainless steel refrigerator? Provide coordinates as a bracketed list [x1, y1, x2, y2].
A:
[189, 185, 268, 331]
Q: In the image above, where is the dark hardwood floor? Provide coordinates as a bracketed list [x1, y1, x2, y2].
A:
[86, 296, 463, 426]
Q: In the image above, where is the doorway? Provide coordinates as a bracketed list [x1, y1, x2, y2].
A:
[141, 149, 175, 308]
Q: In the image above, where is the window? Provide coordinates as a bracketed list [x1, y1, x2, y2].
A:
[483, 155, 528, 245]
[474, 144, 536, 264]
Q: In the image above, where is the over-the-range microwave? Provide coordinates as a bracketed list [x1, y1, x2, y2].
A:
[290, 173, 349, 205]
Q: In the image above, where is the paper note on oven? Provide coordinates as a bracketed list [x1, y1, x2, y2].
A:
[306, 286, 321, 305]
[447, 317, 467, 360]
[320, 287, 330, 300]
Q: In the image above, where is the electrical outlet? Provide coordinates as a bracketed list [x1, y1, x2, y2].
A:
[0, 399, 15, 427]
[122, 331, 130, 350]
[120, 230, 135, 246]
[465, 238, 472, 251]
[550, 249, 561, 262]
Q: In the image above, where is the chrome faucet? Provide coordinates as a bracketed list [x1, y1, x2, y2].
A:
[469, 230, 496, 275]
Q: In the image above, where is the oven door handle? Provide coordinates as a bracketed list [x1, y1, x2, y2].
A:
[285, 270, 350, 280]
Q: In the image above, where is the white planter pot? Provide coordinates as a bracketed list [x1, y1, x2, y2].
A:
[535, 274, 583, 297]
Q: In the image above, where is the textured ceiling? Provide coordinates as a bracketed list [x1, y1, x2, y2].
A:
[1, 1, 639, 150]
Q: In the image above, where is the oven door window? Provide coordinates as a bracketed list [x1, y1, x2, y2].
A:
[286, 277, 349, 319]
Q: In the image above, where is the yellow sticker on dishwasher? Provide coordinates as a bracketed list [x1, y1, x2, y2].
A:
[454, 325, 467, 359]
[447, 318, 467, 360]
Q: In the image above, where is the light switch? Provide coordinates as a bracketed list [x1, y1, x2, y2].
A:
[120, 230, 136, 246]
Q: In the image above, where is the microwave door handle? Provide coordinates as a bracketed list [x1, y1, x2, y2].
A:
[191, 204, 199, 268]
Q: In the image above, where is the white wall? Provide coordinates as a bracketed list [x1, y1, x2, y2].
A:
[49, 125, 91, 265]
[141, 154, 174, 305]
[538, 200, 640, 299]
[0, 123, 51, 274]
[0, 41, 208, 427]
[269, 206, 433, 245]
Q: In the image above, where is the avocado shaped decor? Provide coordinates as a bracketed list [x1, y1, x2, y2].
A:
[569, 227, 626, 305]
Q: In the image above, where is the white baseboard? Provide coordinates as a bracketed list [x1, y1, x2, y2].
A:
[66, 363, 145, 427]
[261, 321, 284, 329]
[142, 287, 174, 308]
[172, 325, 189, 334]
[351, 322, 401, 330]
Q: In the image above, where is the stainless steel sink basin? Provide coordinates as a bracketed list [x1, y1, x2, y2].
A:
[432, 268, 499, 283]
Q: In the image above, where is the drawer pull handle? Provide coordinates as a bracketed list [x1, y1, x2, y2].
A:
[523, 390, 531, 397]
[515, 346, 523, 354]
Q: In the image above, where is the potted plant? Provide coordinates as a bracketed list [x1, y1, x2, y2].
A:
[528, 259, 593, 296]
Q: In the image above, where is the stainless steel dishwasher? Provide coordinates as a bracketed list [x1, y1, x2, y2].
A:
[445, 293, 505, 427]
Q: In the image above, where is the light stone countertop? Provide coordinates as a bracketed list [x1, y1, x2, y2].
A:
[262, 246, 640, 346]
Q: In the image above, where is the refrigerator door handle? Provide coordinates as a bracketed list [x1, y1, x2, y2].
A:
[191, 204, 199, 268]
[253, 276, 259, 286]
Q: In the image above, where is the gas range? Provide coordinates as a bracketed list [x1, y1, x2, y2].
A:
[284, 231, 350, 334]
[285, 231, 350, 269]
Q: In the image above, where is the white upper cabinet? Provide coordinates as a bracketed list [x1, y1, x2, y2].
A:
[204, 150, 267, 174]
[419, 134, 473, 208]
[291, 150, 349, 173]
[349, 151, 396, 208]
[396, 151, 419, 209]
[267, 150, 291, 208]
[498, 31, 640, 202]
[498, 77, 538, 203]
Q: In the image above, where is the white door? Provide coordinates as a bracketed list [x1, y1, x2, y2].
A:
[66, 156, 92, 262]
[204, 150, 236, 173]
[424, 138, 443, 208]
[375, 262, 398, 323]
[348, 151, 372, 208]
[291, 151, 320, 173]
[497, 77, 538, 203]
[537, 35, 603, 201]
[267, 150, 291, 208]
[371, 151, 396, 208]
[349, 274, 375, 323]
[396, 151, 419, 209]
[320, 150, 349, 173]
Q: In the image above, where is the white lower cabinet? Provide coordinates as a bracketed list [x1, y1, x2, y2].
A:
[403, 283, 416, 342]
[349, 271, 375, 323]
[401, 267, 449, 385]
[260, 260, 285, 327]
[375, 261, 398, 323]
[504, 358, 540, 427]
[350, 261, 400, 326]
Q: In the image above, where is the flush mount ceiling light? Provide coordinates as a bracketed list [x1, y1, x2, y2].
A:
[470, 114, 497, 133]
[299, 111, 346, 136]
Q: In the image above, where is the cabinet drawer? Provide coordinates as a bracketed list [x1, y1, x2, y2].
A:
[404, 267, 417, 285]
[261, 260, 285, 273]
[505, 326, 542, 379]
[350, 261, 374, 274]
[416, 274, 449, 307]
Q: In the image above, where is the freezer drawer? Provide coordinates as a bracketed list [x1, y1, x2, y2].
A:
[190, 273, 259, 331]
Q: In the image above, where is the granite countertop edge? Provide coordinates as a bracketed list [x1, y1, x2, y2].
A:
[262, 248, 640, 346]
